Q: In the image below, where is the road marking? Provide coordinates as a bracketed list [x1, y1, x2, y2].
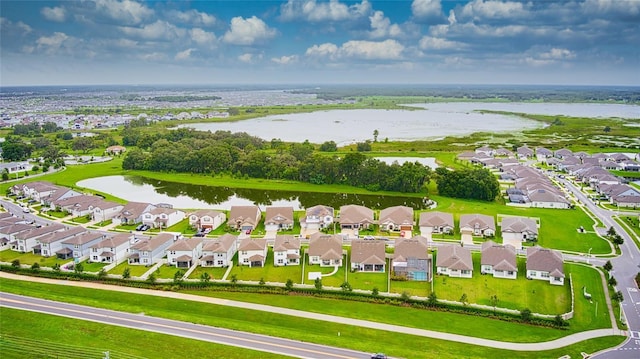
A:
[628, 288, 638, 293]
[631, 331, 640, 339]
[0, 297, 357, 359]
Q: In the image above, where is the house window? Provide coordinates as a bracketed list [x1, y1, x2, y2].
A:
[170, 251, 176, 255]
[74, 245, 79, 249]
[143, 251, 148, 256]
[507, 271, 514, 276]
[277, 259, 283, 264]
[92, 256, 98, 261]
[542, 272, 550, 278]
[461, 270, 470, 275]
[242, 251, 247, 255]
[217, 260, 224, 265]
[243, 258, 249, 263]
[92, 248, 97, 252]
[217, 253, 223, 257]
[143, 259, 148, 264]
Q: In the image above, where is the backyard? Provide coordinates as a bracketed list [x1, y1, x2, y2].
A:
[0, 250, 70, 268]
[108, 261, 151, 277]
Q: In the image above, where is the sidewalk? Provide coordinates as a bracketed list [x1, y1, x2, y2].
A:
[0, 271, 626, 351]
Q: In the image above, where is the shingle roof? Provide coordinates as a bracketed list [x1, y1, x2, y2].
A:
[265, 206, 294, 225]
[379, 206, 413, 226]
[459, 214, 495, 231]
[202, 233, 237, 252]
[131, 233, 175, 251]
[526, 246, 564, 277]
[501, 217, 538, 235]
[308, 233, 342, 260]
[419, 211, 454, 228]
[393, 237, 429, 262]
[61, 232, 104, 245]
[436, 245, 473, 271]
[238, 237, 267, 251]
[273, 235, 300, 251]
[339, 205, 374, 224]
[481, 240, 517, 271]
[305, 205, 334, 218]
[229, 206, 261, 226]
[167, 237, 202, 251]
[351, 240, 386, 265]
[37, 226, 86, 244]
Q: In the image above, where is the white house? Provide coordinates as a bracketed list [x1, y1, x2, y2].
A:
[167, 237, 203, 268]
[36, 227, 86, 257]
[200, 233, 238, 268]
[273, 235, 301, 266]
[501, 216, 538, 250]
[419, 211, 454, 241]
[142, 208, 186, 229]
[1, 224, 35, 251]
[526, 246, 565, 285]
[128, 233, 177, 266]
[300, 205, 334, 231]
[14, 223, 65, 253]
[188, 209, 226, 230]
[459, 214, 495, 244]
[112, 202, 155, 226]
[378, 206, 414, 233]
[89, 233, 134, 264]
[59, 232, 106, 260]
[237, 238, 268, 267]
[92, 201, 125, 222]
[436, 245, 473, 278]
[350, 240, 386, 272]
[307, 232, 343, 267]
[480, 241, 517, 279]
[264, 206, 294, 232]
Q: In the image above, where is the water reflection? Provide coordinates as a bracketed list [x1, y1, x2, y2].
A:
[78, 175, 428, 210]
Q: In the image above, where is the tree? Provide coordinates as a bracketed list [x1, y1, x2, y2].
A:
[52, 263, 61, 272]
[259, 277, 266, 285]
[285, 279, 294, 291]
[613, 235, 624, 247]
[42, 122, 61, 133]
[603, 126, 611, 133]
[371, 287, 379, 296]
[459, 293, 468, 306]
[319, 141, 337, 152]
[230, 274, 238, 285]
[611, 290, 624, 302]
[97, 268, 107, 279]
[356, 141, 372, 152]
[427, 292, 438, 307]
[2, 171, 9, 181]
[173, 270, 185, 284]
[122, 267, 131, 279]
[72, 137, 96, 153]
[200, 272, 211, 283]
[603, 260, 613, 272]
[520, 308, 532, 322]
[373, 129, 379, 142]
[606, 226, 617, 238]
[314, 277, 323, 290]
[61, 132, 73, 141]
[608, 276, 617, 287]
[74, 263, 84, 273]
[340, 281, 353, 291]
[147, 272, 157, 283]
[1, 137, 33, 161]
[554, 315, 567, 327]
[490, 295, 499, 314]
[31, 262, 40, 271]
[435, 168, 500, 201]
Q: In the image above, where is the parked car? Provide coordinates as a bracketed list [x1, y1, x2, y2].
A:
[135, 224, 144, 231]
[22, 207, 30, 213]
[140, 224, 150, 231]
[203, 228, 212, 234]
[371, 354, 387, 359]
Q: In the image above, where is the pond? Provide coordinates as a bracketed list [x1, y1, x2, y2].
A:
[178, 102, 639, 145]
[77, 176, 429, 211]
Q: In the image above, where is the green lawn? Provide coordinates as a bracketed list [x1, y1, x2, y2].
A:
[80, 260, 107, 272]
[303, 261, 347, 287]
[187, 266, 229, 280]
[44, 210, 68, 218]
[0, 251, 69, 268]
[70, 216, 91, 224]
[154, 264, 185, 279]
[107, 261, 150, 277]
[229, 248, 304, 283]
[391, 278, 432, 296]
[433, 253, 570, 314]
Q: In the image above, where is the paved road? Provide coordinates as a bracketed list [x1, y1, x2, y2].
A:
[0, 292, 371, 359]
[561, 179, 640, 358]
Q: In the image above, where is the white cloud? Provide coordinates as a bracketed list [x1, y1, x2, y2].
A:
[190, 28, 217, 46]
[539, 48, 576, 60]
[419, 36, 464, 50]
[175, 48, 195, 61]
[271, 55, 299, 65]
[222, 16, 277, 46]
[280, 0, 371, 22]
[35, 32, 76, 55]
[458, 0, 529, 21]
[369, 11, 403, 38]
[411, 0, 442, 19]
[305, 43, 339, 58]
[166, 9, 216, 27]
[238, 53, 255, 63]
[92, 0, 154, 25]
[41, 6, 67, 22]
[306, 39, 404, 61]
[119, 20, 185, 41]
[139, 52, 166, 62]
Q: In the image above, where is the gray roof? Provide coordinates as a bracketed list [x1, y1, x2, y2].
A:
[308, 233, 342, 260]
[339, 205, 374, 225]
[273, 235, 300, 251]
[117, 202, 154, 219]
[481, 240, 517, 271]
[459, 214, 495, 231]
[501, 217, 538, 235]
[14, 223, 64, 240]
[37, 227, 86, 244]
[305, 205, 334, 218]
[91, 233, 133, 249]
[167, 237, 202, 251]
[238, 237, 267, 251]
[190, 209, 223, 218]
[436, 245, 473, 271]
[131, 233, 175, 251]
[228, 206, 261, 226]
[526, 246, 564, 277]
[61, 232, 104, 245]
[393, 237, 429, 262]
[351, 240, 386, 265]
[202, 233, 237, 253]
[379, 206, 413, 226]
[419, 211, 454, 228]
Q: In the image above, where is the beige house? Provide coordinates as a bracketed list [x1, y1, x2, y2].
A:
[200, 234, 237, 268]
[501, 216, 538, 250]
[436, 244, 473, 278]
[419, 211, 454, 241]
[350, 240, 386, 272]
[526, 246, 565, 285]
[378, 205, 414, 234]
[300, 205, 334, 231]
[308, 233, 343, 267]
[338, 205, 374, 238]
[392, 236, 431, 281]
[189, 209, 226, 230]
[141, 207, 185, 229]
[273, 235, 301, 266]
[264, 206, 294, 232]
[459, 214, 495, 244]
[228, 206, 262, 232]
[238, 237, 268, 267]
[480, 240, 517, 279]
[112, 202, 156, 226]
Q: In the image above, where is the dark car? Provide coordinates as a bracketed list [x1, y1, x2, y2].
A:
[371, 354, 387, 359]
[135, 224, 144, 231]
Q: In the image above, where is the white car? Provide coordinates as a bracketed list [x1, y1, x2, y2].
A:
[22, 207, 30, 213]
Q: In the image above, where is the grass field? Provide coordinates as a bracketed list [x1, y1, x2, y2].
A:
[187, 266, 229, 280]
[108, 261, 150, 277]
[80, 260, 108, 272]
[0, 251, 69, 268]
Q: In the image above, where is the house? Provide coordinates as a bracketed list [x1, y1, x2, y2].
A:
[14, 223, 64, 253]
[350, 240, 386, 273]
[128, 233, 176, 266]
[106, 145, 126, 155]
[554, 148, 573, 159]
[378, 206, 414, 233]
[536, 147, 553, 161]
[188, 209, 226, 230]
[338, 204, 374, 233]
[36, 227, 86, 257]
[480, 240, 517, 279]
[459, 214, 495, 244]
[0, 161, 32, 174]
[501, 216, 539, 250]
[526, 246, 565, 285]
[1, 224, 35, 251]
[273, 235, 301, 266]
[237, 237, 268, 267]
[494, 147, 514, 157]
[228, 205, 261, 232]
[392, 236, 431, 281]
[436, 244, 473, 278]
[200, 233, 238, 268]
[475, 146, 494, 157]
[264, 206, 294, 232]
[516, 146, 534, 159]
[300, 205, 334, 231]
[112, 202, 156, 226]
[419, 211, 454, 240]
[308, 233, 343, 267]
[92, 200, 125, 222]
[527, 189, 571, 209]
[19, 181, 60, 202]
[59, 232, 106, 260]
[142, 207, 186, 229]
[89, 233, 134, 264]
[52, 195, 104, 217]
[167, 237, 203, 268]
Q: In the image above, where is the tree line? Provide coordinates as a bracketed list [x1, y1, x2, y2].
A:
[435, 167, 500, 201]
[122, 129, 431, 193]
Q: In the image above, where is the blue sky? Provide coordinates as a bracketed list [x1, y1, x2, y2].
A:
[1, 0, 639, 86]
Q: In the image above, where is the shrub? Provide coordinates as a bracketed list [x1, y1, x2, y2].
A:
[371, 287, 379, 296]
[11, 259, 20, 268]
[285, 279, 294, 291]
[122, 267, 131, 279]
[520, 308, 532, 322]
[30, 262, 40, 271]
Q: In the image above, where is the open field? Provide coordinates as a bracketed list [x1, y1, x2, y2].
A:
[187, 266, 229, 280]
[108, 261, 150, 277]
[0, 251, 70, 268]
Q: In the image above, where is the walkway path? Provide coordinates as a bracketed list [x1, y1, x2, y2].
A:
[0, 272, 625, 352]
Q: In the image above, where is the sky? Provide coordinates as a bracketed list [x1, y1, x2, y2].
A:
[1, 0, 639, 86]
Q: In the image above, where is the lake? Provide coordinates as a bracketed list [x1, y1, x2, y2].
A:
[179, 102, 638, 145]
[77, 175, 429, 211]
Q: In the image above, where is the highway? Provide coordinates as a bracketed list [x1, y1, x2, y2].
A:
[0, 292, 372, 359]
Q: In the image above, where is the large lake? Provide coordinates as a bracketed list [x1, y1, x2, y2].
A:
[180, 102, 639, 145]
[77, 175, 429, 211]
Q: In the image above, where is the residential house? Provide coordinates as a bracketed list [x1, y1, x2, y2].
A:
[419, 211, 454, 240]
[128, 233, 176, 266]
[536, 147, 553, 162]
[142, 207, 186, 229]
[338, 204, 374, 233]
[237, 237, 268, 267]
[188, 209, 226, 230]
[19, 181, 60, 202]
[200, 233, 237, 267]
[52, 195, 103, 217]
[526, 246, 565, 285]
[436, 244, 473, 278]
[106, 145, 126, 155]
[392, 236, 431, 281]
[14, 223, 64, 253]
[36, 227, 86, 257]
[475, 146, 494, 157]
[112, 202, 155, 226]
[459, 214, 495, 244]
[308, 233, 343, 267]
[494, 147, 514, 157]
[300, 205, 334, 231]
[167, 237, 203, 268]
[554, 148, 573, 159]
[273, 235, 301, 266]
[501, 216, 539, 250]
[378, 205, 414, 234]
[59, 232, 106, 260]
[480, 240, 517, 279]
[89, 233, 134, 264]
[228, 205, 262, 232]
[516, 146, 534, 159]
[92, 200, 125, 222]
[0, 161, 32, 174]
[350, 240, 386, 272]
[264, 206, 294, 232]
[1, 224, 35, 251]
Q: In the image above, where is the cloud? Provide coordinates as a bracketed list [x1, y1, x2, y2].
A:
[280, 0, 371, 22]
[306, 39, 404, 61]
[35, 32, 81, 55]
[419, 36, 465, 50]
[238, 53, 255, 63]
[369, 11, 403, 38]
[175, 48, 195, 61]
[222, 16, 277, 46]
[539, 48, 576, 60]
[457, 0, 529, 21]
[271, 55, 299, 65]
[190, 28, 217, 46]
[90, 0, 154, 26]
[166, 9, 217, 27]
[41, 6, 67, 22]
[412, 0, 443, 19]
[119, 20, 185, 41]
